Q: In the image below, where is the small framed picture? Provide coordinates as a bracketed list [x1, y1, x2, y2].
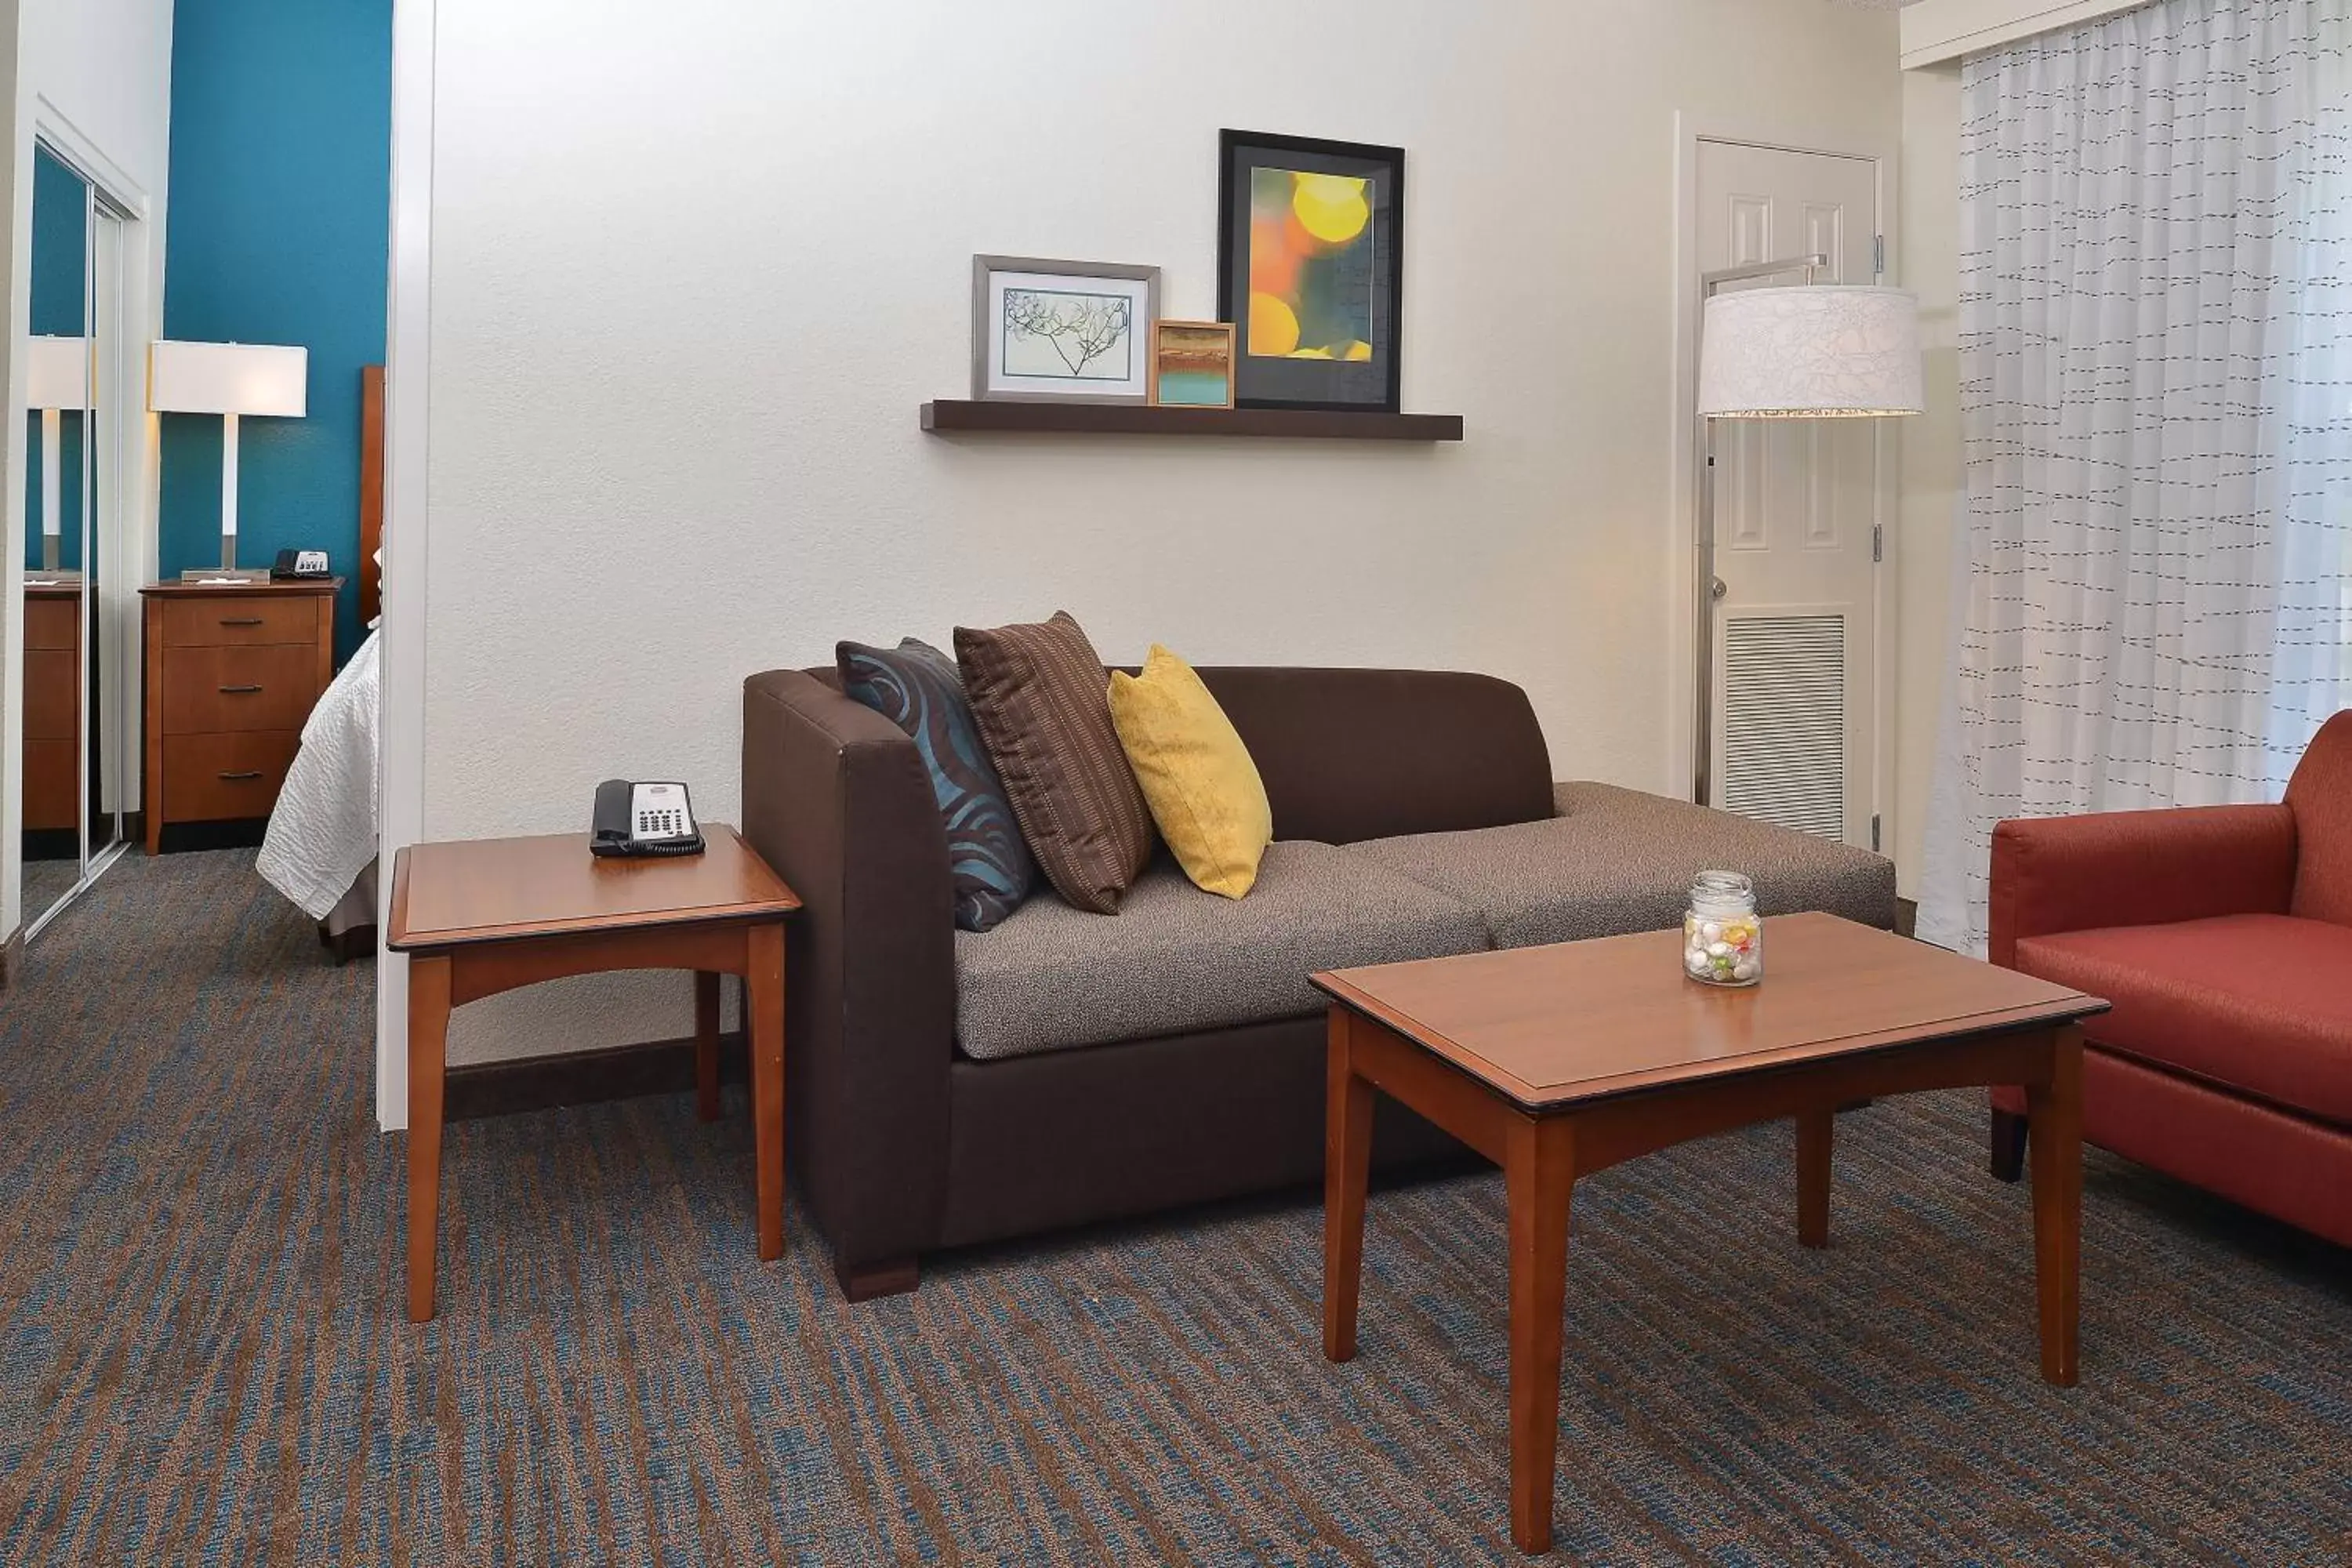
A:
[1148, 320, 1236, 408]
[971, 256, 1160, 403]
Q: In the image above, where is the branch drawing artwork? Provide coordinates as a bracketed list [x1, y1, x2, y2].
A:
[1001, 289, 1133, 379]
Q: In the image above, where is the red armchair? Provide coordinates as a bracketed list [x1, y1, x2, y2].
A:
[1987, 710, 2352, 1248]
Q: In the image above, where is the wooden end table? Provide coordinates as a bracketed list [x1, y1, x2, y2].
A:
[387, 826, 800, 1323]
[1313, 912, 2107, 1555]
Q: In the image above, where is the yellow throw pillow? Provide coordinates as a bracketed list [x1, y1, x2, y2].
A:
[1107, 645, 1273, 898]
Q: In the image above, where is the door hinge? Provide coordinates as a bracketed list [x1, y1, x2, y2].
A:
[1870, 814, 1882, 853]
[1874, 234, 1886, 278]
[1871, 524, 1883, 563]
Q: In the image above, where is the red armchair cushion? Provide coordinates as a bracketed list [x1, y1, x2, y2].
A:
[2013, 914, 2352, 1127]
[2285, 710, 2352, 927]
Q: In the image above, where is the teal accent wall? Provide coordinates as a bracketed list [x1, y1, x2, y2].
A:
[25, 148, 87, 572]
[160, 0, 392, 659]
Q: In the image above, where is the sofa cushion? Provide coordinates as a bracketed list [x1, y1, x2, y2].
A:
[1189, 668, 1555, 844]
[953, 840, 1488, 1061]
[956, 612, 1156, 916]
[1352, 782, 1896, 949]
[836, 637, 1036, 932]
[2013, 914, 2352, 1127]
[1108, 645, 1273, 898]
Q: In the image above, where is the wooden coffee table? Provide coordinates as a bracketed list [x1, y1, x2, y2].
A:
[387, 826, 800, 1323]
[1313, 912, 2107, 1555]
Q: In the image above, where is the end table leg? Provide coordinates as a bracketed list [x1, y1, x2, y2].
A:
[1506, 1115, 1575, 1556]
[1323, 1007, 1375, 1363]
[1797, 1109, 1833, 1249]
[746, 924, 787, 1262]
[406, 955, 452, 1323]
[2024, 1025, 2084, 1386]
[694, 971, 721, 1123]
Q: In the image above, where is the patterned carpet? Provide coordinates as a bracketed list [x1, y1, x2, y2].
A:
[2, 850, 2347, 1565]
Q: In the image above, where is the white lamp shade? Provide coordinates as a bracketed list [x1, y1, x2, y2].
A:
[27, 336, 88, 411]
[149, 339, 308, 417]
[1697, 285, 1923, 418]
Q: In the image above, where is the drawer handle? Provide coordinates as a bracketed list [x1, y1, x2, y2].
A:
[218, 770, 263, 782]
[219, 684, 263, 695]
[219, 616, 264, 626]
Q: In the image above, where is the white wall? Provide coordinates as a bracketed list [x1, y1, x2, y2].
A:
[416, 0, 1904, 1068]
[0, 0, 173, 944]
[1893, 64, 1964, 900]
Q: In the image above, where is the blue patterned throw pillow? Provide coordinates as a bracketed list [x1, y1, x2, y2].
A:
[837, 638, 1037, 931]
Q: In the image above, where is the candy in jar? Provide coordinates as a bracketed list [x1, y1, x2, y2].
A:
[1683, 869, 1762, 987]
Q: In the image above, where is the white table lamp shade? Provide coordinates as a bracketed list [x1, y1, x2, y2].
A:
[27, 336, 89, 411]
[148, 339, 308, 417]
[1697, 285, 1923, 418]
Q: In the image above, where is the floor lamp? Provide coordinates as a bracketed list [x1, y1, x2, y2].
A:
[27, 335, 89, 575]
[148, 339, 308, 578]
[1691, 265, 1923, 808]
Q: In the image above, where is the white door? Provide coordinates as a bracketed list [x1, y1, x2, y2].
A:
[1696, 140, 1882, 849]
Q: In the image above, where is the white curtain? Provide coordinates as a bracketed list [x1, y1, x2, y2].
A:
[1918, 0, 2352, 953]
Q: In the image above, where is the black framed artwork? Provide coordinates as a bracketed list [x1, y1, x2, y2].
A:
[1216, 129, 1405, 413]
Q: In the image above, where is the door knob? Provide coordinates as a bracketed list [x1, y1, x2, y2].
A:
[1709, 577, 1729, 602]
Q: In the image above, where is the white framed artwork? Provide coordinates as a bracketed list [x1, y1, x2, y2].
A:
[970, 255, 1160, 403]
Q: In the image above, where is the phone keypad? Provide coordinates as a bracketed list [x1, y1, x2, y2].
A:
[637, 810, 685, 838]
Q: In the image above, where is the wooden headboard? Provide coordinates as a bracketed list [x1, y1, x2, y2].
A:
[361, 365, 385, 626]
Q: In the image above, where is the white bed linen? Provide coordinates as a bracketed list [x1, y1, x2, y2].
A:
[258, 628, 380, 920]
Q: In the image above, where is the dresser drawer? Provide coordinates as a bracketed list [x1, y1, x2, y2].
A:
[162, 731, 300, 822]
[24, 648, 78, 741]
[158, 595, 320, 648]
[162, 645, 322, 734]
[23, 739, 77, 830]
[24, 597, 79, 650]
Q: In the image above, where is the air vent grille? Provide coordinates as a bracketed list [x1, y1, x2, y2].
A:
[1722, 613, 1846, 840]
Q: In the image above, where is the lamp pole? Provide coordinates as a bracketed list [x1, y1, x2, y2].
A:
[1692, 252, 1826, 809]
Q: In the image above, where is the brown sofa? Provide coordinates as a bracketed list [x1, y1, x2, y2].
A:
[742, 665, 1895, 1300]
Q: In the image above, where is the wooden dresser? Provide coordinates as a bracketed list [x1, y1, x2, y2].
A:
[141, 578, 340, 854]
[23, 577, 82, 833]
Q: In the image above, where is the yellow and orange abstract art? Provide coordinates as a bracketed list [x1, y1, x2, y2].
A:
[1244, 168, 1377, 362]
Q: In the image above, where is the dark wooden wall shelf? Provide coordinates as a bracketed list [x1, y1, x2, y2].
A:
[920, 400, 1464, 441]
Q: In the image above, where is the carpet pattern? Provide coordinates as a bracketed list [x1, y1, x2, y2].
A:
[2, 849, 2347, 1564]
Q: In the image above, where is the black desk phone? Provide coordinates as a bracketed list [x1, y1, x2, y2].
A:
[590, 779, 705, 858]
[272, 548, 332, 579]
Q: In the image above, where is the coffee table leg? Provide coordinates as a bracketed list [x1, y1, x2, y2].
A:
[406, 954, 452, 1323]
[1797, 1109, 1833, 1249]
[1323, 1007, 1375, 1363]
[1505, 1116, 1575, 1556]
[694, 971, 722, 1123]
[2025, 1025, 2084, 1385]
[746, 924, 787, 1262]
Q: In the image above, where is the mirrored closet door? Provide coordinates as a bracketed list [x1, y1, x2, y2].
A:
[20, 143, 130, 937]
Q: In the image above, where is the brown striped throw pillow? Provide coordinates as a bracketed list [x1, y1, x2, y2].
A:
[956, 612, 1156, 914]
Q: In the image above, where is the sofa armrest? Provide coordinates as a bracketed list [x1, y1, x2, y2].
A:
[742, 669, 955, 1279]
[1989, 804, 2297, 967]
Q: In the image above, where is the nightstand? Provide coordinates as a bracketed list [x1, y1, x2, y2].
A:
[140, 578, 340, 854]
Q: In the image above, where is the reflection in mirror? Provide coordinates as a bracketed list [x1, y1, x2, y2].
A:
[88, 202, 126, 867]
[20, 147, 93, 930]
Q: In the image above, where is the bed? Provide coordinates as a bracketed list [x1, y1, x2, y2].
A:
[255, 366, 384, 960]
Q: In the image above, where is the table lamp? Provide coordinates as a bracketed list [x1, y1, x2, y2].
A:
[1689, 274, 1922, 808]
[27, 335, 88, 575]
[149, 339, 308, 579]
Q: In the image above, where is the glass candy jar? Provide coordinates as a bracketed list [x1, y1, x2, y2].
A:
[1683, 870, 1762, 987]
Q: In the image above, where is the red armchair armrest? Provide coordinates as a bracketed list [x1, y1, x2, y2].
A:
[1988, 804, 2298, 968]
